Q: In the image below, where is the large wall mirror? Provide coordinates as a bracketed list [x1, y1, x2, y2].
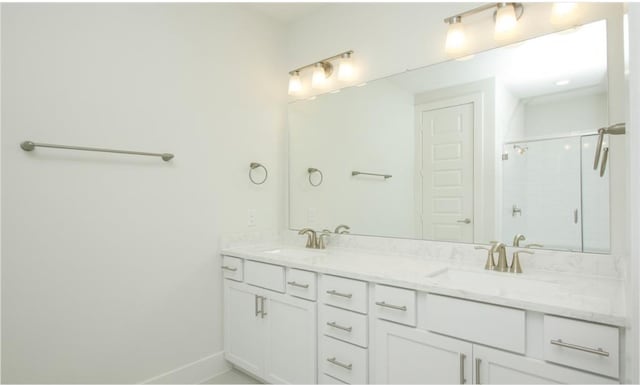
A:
[288, 20, 616, 253]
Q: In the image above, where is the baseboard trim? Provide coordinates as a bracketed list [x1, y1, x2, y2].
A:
[141, 351, 231, 384]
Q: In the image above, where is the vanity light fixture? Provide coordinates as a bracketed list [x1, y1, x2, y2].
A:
[337, 52, 355, 81]
[287, 50, 354, 95]
[444, 16, 466, 56]
[443, 3, 524, 55]
[311, 62, 331, 88]
[494, 3, 520, 39]
[288, 71, 302, 95]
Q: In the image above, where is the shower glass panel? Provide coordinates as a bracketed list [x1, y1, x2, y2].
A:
[502, 134, 608, 253]
[581, 135, 611, 253]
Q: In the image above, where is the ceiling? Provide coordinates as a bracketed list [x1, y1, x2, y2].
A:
[250, 3, 327, 24]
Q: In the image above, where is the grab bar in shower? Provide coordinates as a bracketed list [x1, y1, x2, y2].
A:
[593, 123, 625, 177]
[20, 140, 174, 162]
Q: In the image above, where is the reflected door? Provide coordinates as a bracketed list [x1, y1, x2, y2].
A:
[420, 102, 474, 242]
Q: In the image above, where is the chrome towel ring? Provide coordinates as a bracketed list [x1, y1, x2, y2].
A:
[249, 162, 268, 185]
[308, 167, 323, 187]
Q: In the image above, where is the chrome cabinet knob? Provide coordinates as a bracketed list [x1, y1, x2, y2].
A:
[456, 218, 471, 224]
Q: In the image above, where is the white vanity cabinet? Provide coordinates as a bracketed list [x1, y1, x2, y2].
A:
[373, 319, 472, 384]
[221, 253, 623, 384]
[223, 274, 317, 383]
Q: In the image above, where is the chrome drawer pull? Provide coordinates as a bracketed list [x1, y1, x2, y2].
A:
[326, 289, 353, 298]
[550, 339, 610, 357]
[327, 321, 353, 332]
[221, 265, 237, 271]
[475, 358, 481, 384]
[287, 281, 310, 289]
[327, 357, 352, 370]
[375, 301, 407, 311]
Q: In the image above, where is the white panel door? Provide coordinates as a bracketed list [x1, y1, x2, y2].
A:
[374, 320, 472, 384]
[263, 294, 317, 384]
[420, 102, 474, 242]
[473, 345, 617, 384]
[223, 281, 264, 375]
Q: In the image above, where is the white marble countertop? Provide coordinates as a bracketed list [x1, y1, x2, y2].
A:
[221, 243, 626, 327]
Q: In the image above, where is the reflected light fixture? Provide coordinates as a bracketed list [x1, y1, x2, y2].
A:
[338, 52, 355, 81]
[550, 2, 578, 25]
[288, 71, 302, 95]
[443, 3, 524, 52]
[287, 50, 354, 95]
[445, 16, 466, 56]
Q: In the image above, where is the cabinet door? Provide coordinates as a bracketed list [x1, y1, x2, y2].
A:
[223, 280, 264, 375]
[263, 293, 317, 384]
[374, 320, 472, 384]
[473, 345, 617, 384]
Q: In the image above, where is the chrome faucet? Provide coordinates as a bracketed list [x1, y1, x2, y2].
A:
[298, 228, 317, 248]
[512, 234, 526, 247]
[334, 224, 351, 234]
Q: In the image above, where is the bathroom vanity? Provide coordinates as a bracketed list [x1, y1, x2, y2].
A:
[221, 244, 624, 384]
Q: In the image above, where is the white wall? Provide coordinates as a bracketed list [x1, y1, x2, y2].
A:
[1, 4, 285, 383]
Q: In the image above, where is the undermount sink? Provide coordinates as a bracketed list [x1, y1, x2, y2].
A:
[426, 268, 561, 298]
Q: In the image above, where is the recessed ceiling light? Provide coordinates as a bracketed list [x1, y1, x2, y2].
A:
[555, 79, 570, 86]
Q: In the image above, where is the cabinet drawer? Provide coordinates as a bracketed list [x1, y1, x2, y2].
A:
[321, 305, 368, 348]
[221, 255, 243, 281]
[374, 284, 416, 326]
[320, 275, 368, 314]
[244, 260, 285, 293]
[543, 315, 619, 378]
[321, 336, 367, 384]
[287, 268, 317, 301]
[425, 294, 525, 354]
[319, 373, 348, 384]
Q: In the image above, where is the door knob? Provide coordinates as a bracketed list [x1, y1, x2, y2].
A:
[457, 218, 471, 224]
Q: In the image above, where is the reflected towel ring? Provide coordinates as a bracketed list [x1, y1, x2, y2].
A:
[308, 167, 323, 187]
[249, 162, 268, 185]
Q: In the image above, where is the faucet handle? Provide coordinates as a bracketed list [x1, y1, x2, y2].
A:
[476, 245, 496, 270]
[510, 249, 534, 273]
[525, 243, 544, 249]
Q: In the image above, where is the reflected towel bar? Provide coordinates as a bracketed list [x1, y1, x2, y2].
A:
[351, 171, 392, 179]
[20, 141, 174, 162]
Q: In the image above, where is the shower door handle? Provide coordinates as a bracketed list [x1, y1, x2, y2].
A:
[573, 209, 579, 224]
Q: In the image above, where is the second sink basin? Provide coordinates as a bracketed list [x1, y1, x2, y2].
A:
[426, 268, 561, 298]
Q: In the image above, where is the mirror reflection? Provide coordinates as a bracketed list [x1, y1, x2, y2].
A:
[288, 20, 610, 253]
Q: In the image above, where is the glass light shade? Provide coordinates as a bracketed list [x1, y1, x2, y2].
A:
[495, 4, 517, 39]
[338, 54, 355, 81]
[311, 63, 327, 88]
[444, 21, 466, 56]
[550, 2, 577, 25]
[288, 72, 302, 95]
